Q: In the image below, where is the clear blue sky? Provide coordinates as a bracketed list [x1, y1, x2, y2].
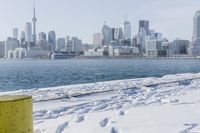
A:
[0, 0, 199, 43]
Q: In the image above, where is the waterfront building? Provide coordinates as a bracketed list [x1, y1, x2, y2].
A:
[93, 33, 102, 48]
[72, 37, 83, 53]
[83, 43, 93, 52]
[190, 39, 200, 57]
[51, 52, 75, 59]
[108, 45, 139, 57]
[7, 47, 26, 59]
[57, 38, 66, 51]
[169, 39, 190, 56]
[84, 48, 104, 57]
[0, 41, 5, 58]
[161, 40, 170, 57]
[26, 47, 49, 58]
[48, 31, 56, 52]
[145, 36, 158, 57]
[145, 36, 167, 57]
[5, 37, 19, 58]
[66, 36, 83, 54]
[12, 28, 18, 39]
[14, 48, 26, 59]
[193, 10, 200, 40]
[66, 36, 72, 53]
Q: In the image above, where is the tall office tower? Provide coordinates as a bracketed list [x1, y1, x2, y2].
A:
[38, 32, 48, 50]
[57, 38, 66, 51]
[139, 20, 149, 35]
[114, 27, 123, 40]
[111, 28, 116, 40]
[20, 31, 26, 48]
[48, 31, 56, 52]
[39, 32, 46, 41]
[32, 0, 37, 46]
[66, 36, 72, 52]
[154, 32, 163, 41]
[25, 22, 32, 49]
[122, 21, 131, 40]
[0, 41, 5, 58]
[71, 37, 83, 53]
[93, 33, 102, 48]
[102, 22, 112, 45]
[193, 10, 200, 40]
[149, 30, 155, 37]
[13, 28, 18, 39]
[137, 27, 147, 55]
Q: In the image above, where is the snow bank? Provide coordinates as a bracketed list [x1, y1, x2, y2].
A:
[2, 72, 200, 133]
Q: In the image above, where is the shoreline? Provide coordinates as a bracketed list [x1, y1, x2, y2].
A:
[1, 56, 200, 60]
[23, 72, 200, 132]
[1, 72, 200, 102]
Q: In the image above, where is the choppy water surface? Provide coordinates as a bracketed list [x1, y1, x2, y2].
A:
[0, 58, 200, 92]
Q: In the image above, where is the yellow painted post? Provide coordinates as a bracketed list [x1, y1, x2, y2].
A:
[0, 95, 33, 133]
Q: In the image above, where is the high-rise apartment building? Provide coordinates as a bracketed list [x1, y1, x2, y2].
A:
[93, 33, 102, 48]
[13, 28, 18, 39]
[122, 21, 131, 40]
[193, 10, 200, 40]
[25, 22, 32, 43]
[139, 20, 149, 35]
[57, 38, 66, 51]
[102, 23, 112, 45]
[48, 31, 56, 52]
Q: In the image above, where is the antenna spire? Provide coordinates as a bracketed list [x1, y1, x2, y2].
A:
[34, 0, 36, 17]
[32, 0, 37, 46]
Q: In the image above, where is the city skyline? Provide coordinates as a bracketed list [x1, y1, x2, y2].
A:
[0, 0, 200, 43]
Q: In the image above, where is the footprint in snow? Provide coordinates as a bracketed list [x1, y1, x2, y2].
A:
[55, 121, 69, 133]
[110, 127, 119, 133]
[34, 129, 46, 133]
[180, 123, 198, 133]
[118, 110, 125, 116]
[34, 129, 41, 133]
[74, 115, 85, 123]
[99, 118, 110, 127]
[170, 99, 180, 103]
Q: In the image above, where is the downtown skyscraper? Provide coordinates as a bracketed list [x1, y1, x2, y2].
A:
[25, 22, 32, 44]
[193, 10, 200, 40]
[139, 20, 149, 35]
[122, 20, 131, 41]
[48, 31, 56, 52]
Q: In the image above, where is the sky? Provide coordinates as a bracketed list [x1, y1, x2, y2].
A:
[0, 0, 199, 43]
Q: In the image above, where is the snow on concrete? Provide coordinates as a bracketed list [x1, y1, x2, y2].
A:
[2, 73, 200, 133]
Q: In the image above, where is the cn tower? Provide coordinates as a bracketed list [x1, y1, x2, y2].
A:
[32, 0, 37, 46]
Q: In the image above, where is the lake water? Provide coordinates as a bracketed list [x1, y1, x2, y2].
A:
[1, 58, 200, 92]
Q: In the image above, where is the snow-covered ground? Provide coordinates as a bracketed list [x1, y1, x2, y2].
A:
[2, 73, 200, 133]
